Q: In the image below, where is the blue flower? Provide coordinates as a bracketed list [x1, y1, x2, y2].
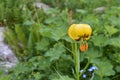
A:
[80, 70, 83, 73]
[83, 74, 87, 78]
[91, 66, 98, 70]
[88, 68, 93, 72]
[88, 66, 98, 72]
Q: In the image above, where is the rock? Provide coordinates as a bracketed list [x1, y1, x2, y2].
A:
[0, 62, 17, 69]
[93, 6, 106, 13]
[0, 27, 18, 70]
[0, 27, 5, 42]
[34, 2, 50, 11]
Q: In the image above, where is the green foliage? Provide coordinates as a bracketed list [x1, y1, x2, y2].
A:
[0, 0, 34, 25]
[92, 58, 115, 77]
[53, 75, 75, 80]
[1, 0, 120, 80]
[45, 43, 66, 61]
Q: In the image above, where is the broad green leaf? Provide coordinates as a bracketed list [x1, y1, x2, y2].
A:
[105, 25, 119, 36]
[93, 76, 110, 80]
[40, 25, 67, 41]
[45, 43, 66, 61]
[23, 20, 35, 26]
[91, 58, 115, 77]
[115, 65, 120, 73]
[35, 38, 49, 51]
[108, 37, 120, 48]
[85, 47, 102, 59]
[51, 26, 67, 41]
[82, 15, 100, 27]
[49, 73, 60, 80]
[39, 27, 52, 38]
[61, 53, 73, 61]
[113, 53, 120, 63]
[110, 17, 120, 26]
[53, 75, 75, 80]
[62, 35, 73, 43]
[13, 63, 30, 76]
[32, 72, 42, 80]
[45, 17, 57, 24]
[29, 56, 51, 70]
[91, 35, 108, 47]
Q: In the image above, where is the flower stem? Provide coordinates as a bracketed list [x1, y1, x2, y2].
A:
[79, 59, 90, 77]
[74, 41, 80, 80]
[100, 76, 103, 80]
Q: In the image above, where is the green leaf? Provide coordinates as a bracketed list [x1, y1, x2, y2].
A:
[49, 73, 60, 80]
[85, 47, 102, 59]
[23, 20, 35, 26]
[105, 25, 119, 36]
[27, 32, 33, 50]
[45, 17, 57, 24]
[29, 56, 51, 70]
[0, 69, 4, 77]
[44, 8, 59, 15]
[40, 27, 51, 37]
[115, 65, 120, 73]
[91, 58, 115, 77]
[35, 38, 49, 51]
[4, 27, 20, 54]
[76, 9, 88, 14]
[45, 43, 66, 61]
[0, 75, 11, 80]
[91, 35, 108, 47]
[113, 53, 120, 63]
[40, 25, 67, 41]
[108, 37, 120, 48]
[53, 76, 75, 80]
[51, 26, 67, 41]
[62, 35, 73, 43]
[13, 63, 30, 76]
[15, 25, 27, 46]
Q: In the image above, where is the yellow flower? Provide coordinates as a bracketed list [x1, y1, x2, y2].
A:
[83, 24, 92, 40]
[68, 24, 80, 40]
[68, 24, 92, 41]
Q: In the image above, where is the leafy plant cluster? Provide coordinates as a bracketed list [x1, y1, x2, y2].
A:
[0, 0, 120, 80]
[0, 0, 34, 26]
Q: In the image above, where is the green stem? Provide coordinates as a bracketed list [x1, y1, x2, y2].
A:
[74, 41, 80, 80]
[100, 76, 103, 80]
[111, 74, 120, 80]
[79, 59, 90, 77]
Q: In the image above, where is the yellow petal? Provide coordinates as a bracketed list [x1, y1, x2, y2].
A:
[83, 24, 92, 40]
[68, 24, 92, 41]
[68, 24, 79, 40]
[75, 24, 85, 37]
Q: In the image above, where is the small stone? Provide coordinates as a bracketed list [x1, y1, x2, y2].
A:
[0, 27, 5, 42]
[34, 2, 50, 11]
[93, 7, 106, 13]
